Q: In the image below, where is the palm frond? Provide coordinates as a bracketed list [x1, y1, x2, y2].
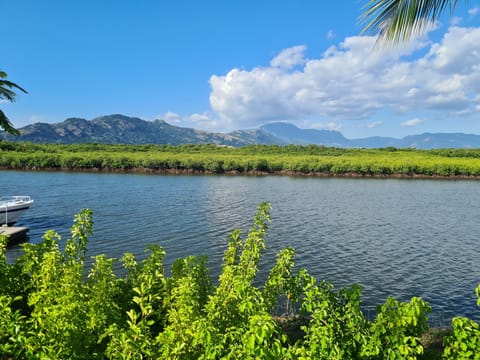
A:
[0, 79, 28, 101]
[0, 70, 28, 101]
[0, 109, 20, 136]
[360, 0, 460, 46]
[0, 71, 24, 135]
[0, 85, 19, 102]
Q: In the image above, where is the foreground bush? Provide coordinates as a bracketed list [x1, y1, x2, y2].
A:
[0, 203, 478, 359]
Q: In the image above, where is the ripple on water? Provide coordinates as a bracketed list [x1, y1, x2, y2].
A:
[3, 173, 480, 324]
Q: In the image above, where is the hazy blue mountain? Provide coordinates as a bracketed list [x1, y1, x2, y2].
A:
[228, 128, 286, 145]
[350, 136, 400, 148]
[260, 122, 353, 147]
[262, 122, 480, 149]
[2, 115, 480, 149]
[395, 133, 480, 149]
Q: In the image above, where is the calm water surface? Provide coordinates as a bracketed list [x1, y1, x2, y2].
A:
[3, 170, 479, 324]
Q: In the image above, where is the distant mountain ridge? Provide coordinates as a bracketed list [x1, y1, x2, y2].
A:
[260, 122, 351, 147]
[2, 114, 480, 149]
[0, 114, 274, 147]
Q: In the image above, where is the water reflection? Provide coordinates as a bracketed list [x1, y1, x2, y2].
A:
[2, 171, 479, 324]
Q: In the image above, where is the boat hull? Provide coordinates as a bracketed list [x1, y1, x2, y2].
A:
[0, 196, 34, 226]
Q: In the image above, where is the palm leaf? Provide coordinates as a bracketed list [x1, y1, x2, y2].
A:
[0, 70, 28, 101]
[360, 0, 460, 45]
[0, 109, 20, 136]
[0, 80, 28, 101]
[0, 71, 25, 135]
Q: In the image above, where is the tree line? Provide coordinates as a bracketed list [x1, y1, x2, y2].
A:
[1, 142, 480, 177]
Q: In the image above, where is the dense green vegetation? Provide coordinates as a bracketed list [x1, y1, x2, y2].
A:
[1, 204, 479, 359]
[2, 142, 480, 177]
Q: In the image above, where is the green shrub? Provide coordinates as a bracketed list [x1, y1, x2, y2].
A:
[2, 203, 478, 359]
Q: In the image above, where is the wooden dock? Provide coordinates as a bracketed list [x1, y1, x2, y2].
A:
[0, 225, 29, 244]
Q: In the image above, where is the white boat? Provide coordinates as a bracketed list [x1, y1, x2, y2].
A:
[0, 196, 34, 226]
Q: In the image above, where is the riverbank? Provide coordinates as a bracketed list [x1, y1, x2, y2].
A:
[5, 165, 480, 180]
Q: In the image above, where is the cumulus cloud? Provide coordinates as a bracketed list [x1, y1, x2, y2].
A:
[270, 45, 307, 69]
[401, 118, 423, 127]
[209, 25, 480, 130]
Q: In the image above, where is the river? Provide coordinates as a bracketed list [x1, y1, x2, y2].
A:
[2, 170, 479, 324]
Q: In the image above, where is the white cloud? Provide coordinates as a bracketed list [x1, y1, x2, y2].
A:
[310, 121, 343, 132]
[208, 25, 480, 131]
[270, 45, 307, 69]
[401, 118, 423, 127]
[468, 6, 480, 16]
[159, 111, 223, 131]
[162, 111, 182, 124]
[189, 113, 208, 123]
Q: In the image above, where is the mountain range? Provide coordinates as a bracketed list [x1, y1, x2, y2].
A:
[1, 114, 480, 149]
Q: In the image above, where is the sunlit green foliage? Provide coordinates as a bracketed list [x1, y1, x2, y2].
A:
[0, 203, 478, 358]
[443, 284, 480, 359]
[1, 141, 480, 177]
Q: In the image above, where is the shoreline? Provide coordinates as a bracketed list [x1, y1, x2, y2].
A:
[2, 166, 480, 180]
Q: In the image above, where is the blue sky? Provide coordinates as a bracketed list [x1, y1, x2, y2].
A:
[2, 0, 480, 138]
